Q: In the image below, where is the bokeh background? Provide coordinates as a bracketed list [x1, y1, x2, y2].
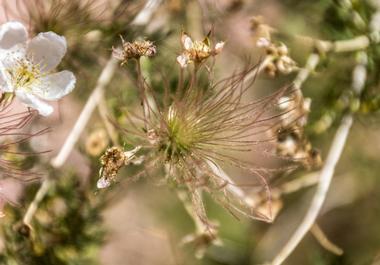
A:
[1, 0, 380, 264]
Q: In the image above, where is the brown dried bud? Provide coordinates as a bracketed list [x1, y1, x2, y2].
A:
[98, 147, 126, 186]
[113, 39, 156, 64]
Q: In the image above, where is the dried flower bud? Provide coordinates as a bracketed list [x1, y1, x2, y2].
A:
[264, 62, 277, 77]
[97, 146, 142, 189]
[99, 147, 126, 180]
[177, 32, 224, 68]
[276, 55, 297, 74]
[113, 39, 156, 64]
[277, 43, 289, 56]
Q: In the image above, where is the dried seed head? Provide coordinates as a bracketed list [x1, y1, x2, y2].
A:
[257, 39, 297, 76]
[97, 146, 141, 188]
[97, 147, 126, 188]
[275, 94, 321, 169]
[100, 147, 126, 179]
[113, 39, 157, 64]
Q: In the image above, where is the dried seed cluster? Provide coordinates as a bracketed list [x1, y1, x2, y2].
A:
[113, 39, 157, 64]
[257, 38, 298, 76]
[176, 32, 224, 67]
[275, 94, 322, 169]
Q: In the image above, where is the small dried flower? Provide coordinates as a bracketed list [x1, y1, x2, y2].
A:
[113, 38, 156, 65]
[97, 146, 141, 189]
[176, 32, 224, 68]
[97, 147, 125, 189]
[275, 94, 321, 169]
[257, 39, 298, 76]
[0, 21, 76, 116]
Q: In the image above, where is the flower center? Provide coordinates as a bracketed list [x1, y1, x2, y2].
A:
[190, 41, 211, 61]
[7, 60, 41, 90]
[158, 107, 200, 161]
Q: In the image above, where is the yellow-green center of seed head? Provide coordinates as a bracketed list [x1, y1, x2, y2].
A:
[7, 60, 41, 90]
[162, 107, 198, 161]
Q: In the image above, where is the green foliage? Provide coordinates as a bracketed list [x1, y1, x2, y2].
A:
[0, 171, 106, 265]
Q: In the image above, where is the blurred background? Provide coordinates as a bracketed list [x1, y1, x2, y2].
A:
[1, 0, 380, 264]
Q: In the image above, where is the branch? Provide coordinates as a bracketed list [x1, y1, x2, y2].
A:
[51, 56, 118, 168]
[311, 223, 343, 256]
[23, 56, 118, 228]
[270, 114, 353, 265]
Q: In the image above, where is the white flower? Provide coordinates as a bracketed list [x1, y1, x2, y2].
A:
[0, 21, 75, 116]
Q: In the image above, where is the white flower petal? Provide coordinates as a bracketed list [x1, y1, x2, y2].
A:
[32, 70, 76, 101]
[0, 21, 27, 49]
[0, 44, 26, 65]
[181, 34, 193, 50]
[27, 32, 67, 72]
[0, 63, 12, 93]
[177, 54, 189, 68]
[214, 41, 225, 54]
[15, 90, 53, 116]
[97, 177, 111, 189]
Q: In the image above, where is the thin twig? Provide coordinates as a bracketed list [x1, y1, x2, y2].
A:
[311, 223, 343, 256]
[51, 56, 118, 168]
[22, 178, 52, 228]
[270, 114, 353, 265]
[293, 53, 319, 91]
[22, 56, 118, 228]
[131, 0, 162, 26]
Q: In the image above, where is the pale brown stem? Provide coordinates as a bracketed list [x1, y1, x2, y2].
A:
[270, 114, 353, 265]
[311, 223, 343, 256]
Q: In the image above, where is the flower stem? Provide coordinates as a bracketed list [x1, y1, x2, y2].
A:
[51, 56, 118, 168]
